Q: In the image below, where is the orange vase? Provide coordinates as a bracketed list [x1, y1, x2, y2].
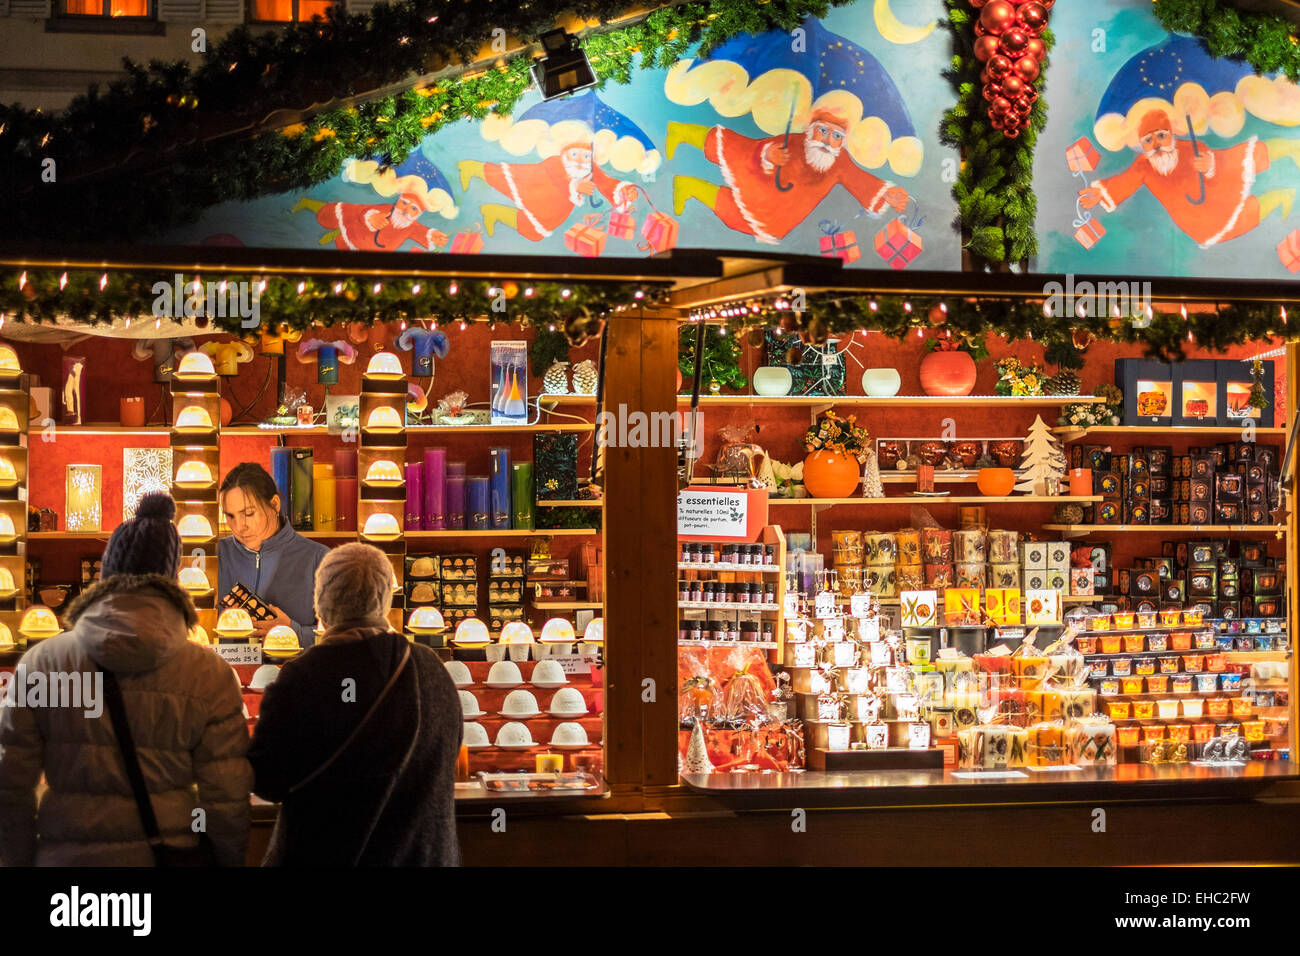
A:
[919, 350, 977, 396]
[803, 450, 861, 498]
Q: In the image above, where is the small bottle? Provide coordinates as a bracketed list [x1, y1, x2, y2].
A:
[680, 541, 691, 562]
[738, 583, 750, 604]
[687, 621, 702, 642]
[764, 544, 775, 565]
[727, 623, 740, 642]
[763, 581, 776, 605]
[688, 580, 702, 603]
[762, 621, 775, 643]
[678, 579, 689, 602]
[702, 545, 716, 564]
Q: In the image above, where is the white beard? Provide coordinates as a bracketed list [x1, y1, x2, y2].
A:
[1146, 146, 1179, 177]
[390, 208, 415, 229]
[563, 157, 590, 204]
[805, 140, 839, 174]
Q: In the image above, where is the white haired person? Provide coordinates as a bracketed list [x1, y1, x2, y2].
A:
[248, 543, 461, 866]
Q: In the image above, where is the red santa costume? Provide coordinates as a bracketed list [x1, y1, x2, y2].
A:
[703, 125, 897, 244]
[1092, 113, 1268, 249]
[314, 196, 446, 251]
[483, 153, 638, 241]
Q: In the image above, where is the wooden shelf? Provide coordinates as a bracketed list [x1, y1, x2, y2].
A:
[222, 425, 328, 435]
[675, 395, 1105, 407]
[678, 562, 783, 573]
[532, 601, 603, 610]
[404, 528, 598, 538]
[679, 640, 778, 649]
[535, 499, 604, 507]
[27, 531, 112, 540]
[1054, 425, 1289, 440]
[1044, 524, 1287, 537]
[678, 602, 781, 611]
[769, 495, 1102, 506]
[406, 424, 591, 433]
[299, 531, 358, 539]
[45, 424, 170, 436]
[536, 395, 597, 404]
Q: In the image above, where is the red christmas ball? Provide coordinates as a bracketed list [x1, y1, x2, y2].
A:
[982, 83, 999, 102]
[988, 54, 1013, 78]
[979, 0, 1016, 36]
[990, 114, 1006, 130]
[1017, 2, 1047, 32]
[991, 96, 1012, 116]
[980, 66, 992, 84]
[1000, 30, 1029, 55]
[928, 304, 948, 326]
[1005, 126, 1021, 139]
[1015, 54, 1040, 82]
[1039, 0, 1054, 9]
[974, 35, 1001, 62]
[974, 22, 986, 36]
[1023, 86, 1039, 105]
[1026, 37, 1046, 61]
[969, 0, 987, 6]
[1002, 74, 1024, 98]
[1013, 95, 1033, 116]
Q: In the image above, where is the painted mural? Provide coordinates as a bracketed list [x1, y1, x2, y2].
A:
[163, 0, 960, 270]
[1037, 0, 1300, 278]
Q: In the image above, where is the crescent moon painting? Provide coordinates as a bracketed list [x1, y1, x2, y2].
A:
[873, 0, 937, 45]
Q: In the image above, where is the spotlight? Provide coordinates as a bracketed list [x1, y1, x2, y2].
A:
[530, 29, 597, 100]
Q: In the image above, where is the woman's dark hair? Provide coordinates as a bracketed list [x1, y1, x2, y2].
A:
[220, 462, 282, 514]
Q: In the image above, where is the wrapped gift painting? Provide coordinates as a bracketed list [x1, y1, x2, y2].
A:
[1075, 217, 1105, 249]
[1278, 229, 1300, 273]
[608, 210, 636, 241]
[1065, 137, 1101, 174]
[818, 220, 860, 263]
[564, 214, 607, 258]
[639, 211, 679, 254]
[874, 218, 922, 270]
[450, 224, 484, 254]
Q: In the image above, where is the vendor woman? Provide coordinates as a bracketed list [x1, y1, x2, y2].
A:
[218, 462, 329, 647]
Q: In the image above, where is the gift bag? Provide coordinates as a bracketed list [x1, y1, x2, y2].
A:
[450, 223, 484, 254]
[818, 219, 860, 263]
[564, 214, 607, 258]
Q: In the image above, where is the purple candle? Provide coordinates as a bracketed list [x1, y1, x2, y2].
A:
[424, 447, 446, 530]
[405, 462, 424, 530]
[445, 476, 466, 529]
[446, 461, 467, 480]
[466, 476, 490, 530]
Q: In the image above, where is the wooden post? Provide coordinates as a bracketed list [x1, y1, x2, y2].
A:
[602, 309, 680, 790]
[1287, 341, 1298, 760]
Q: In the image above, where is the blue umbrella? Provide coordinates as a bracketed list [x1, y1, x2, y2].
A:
[696, 17, 916, 139]
[391, 150, 454, 197]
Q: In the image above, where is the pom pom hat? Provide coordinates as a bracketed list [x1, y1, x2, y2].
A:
[102, 493, 182, 579]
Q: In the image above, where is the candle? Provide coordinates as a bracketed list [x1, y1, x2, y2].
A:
[535, 753, 564, 773]
[466, 476, 490, 530]
[405, 462, 424, 530]
[334, 477, 357, 531]
[290, 448, 314, 530]
[512, 462, 534, 530]
[490, 446, 511, 529]
[312, 463, 336, 531]
[333, 448, 357, 478]
[445, 475, 466, 529]
[424, 447, 446, 530]
[269, 447, 293, 520]
[1068, 467, 1092, 498]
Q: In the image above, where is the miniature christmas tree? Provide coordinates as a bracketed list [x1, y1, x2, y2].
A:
[682, 721, 713, 774]
[860, 448, 885, 498]
[1015, 415, 1067, 494]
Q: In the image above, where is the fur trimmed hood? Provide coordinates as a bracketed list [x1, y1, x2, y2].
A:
[65, 574, 199, 674]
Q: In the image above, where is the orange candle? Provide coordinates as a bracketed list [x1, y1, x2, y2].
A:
[1231, 697, 1253, 718]
[1068, 467, 1093, 498]
[1117, 725, 1141, 747]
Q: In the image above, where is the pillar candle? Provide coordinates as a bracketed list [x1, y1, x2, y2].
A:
[466, 476, 490, 530]
[333, 448, 357, 478]
[312, 463, 336, 531]
[405, 462, 424, 530]
[446, 461, 467, 480]
[290, 448, 313, 530]
[334, 477, 357, 531]
[269, 448, 293, 521]
[512, 462, 534, 530]
[445, 476, 466, 529]
[423, 448, 446, 530]
[490, 447, 511, 529]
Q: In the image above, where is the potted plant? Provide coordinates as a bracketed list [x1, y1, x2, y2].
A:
[803, 411, 871, 498]
[920, 331, 985, 397]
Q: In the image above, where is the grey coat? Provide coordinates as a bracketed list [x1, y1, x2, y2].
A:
[0, 574, 252, 866]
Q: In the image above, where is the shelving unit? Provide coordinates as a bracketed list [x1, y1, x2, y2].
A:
[0, 366, 29, 650]
[1044, 524, 1287, 537]
[678, 525, 787, 659]
[675, 395, 1106, 407]
[1053, 425, 1289, 440]
[771, 495, 1103, 506]
[407, 528, 597, 538]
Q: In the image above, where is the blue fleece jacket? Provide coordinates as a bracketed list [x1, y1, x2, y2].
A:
[218, 520, 330, 647]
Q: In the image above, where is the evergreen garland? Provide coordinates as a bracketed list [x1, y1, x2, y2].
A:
[0, 269, 657, 333]
[939, 0, 1052, 267]
[1153, 0, 1300, 79]
[0, 0, 849, 243]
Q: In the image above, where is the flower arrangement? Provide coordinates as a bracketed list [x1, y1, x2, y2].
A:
[1060, 384, 1123, 428]
[770, 459, 806, 497]
[805, 411, 872, 461]
[996, 357, 1046, 396]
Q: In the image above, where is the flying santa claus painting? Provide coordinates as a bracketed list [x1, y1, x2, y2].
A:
[1038, 3, 1300, 279]
[662, 15, 924, 246]
[458, 92, 658, 241]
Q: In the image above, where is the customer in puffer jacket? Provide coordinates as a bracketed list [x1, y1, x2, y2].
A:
[0, 493, 251, 866]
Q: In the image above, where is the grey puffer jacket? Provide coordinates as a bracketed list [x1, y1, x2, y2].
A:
[0, 574, 252, 866]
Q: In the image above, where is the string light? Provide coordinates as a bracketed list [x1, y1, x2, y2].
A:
[373, 282, 382, 294]
[219, 279, 228, 294]
[124, 317, 131, 328]
[449, 282, 458, 295]
[257, 279, 267, 293]
[459, 321, 467, 331]
[17, 272, 25, 290]
[524, 287, 534, 297]
[99, 273, 108, 290]
[1282, 306, 1288, 325]
[561, 288, 572, 299]
[634, 290, 645, 300]
[411, 283, 421, 294]
[903, 301, 912, 313]
[333, 282, 343, 294]
[59, 273, 67, 290]
[1180, 304, 1188, 320]
[399, 321, 407, 331]
[548, 323, 557, 331]
[296, 281, 306, 295]
[869, 300, 877, 312]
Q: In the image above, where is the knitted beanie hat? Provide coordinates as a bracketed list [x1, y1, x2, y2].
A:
[102, 492, 182, 579]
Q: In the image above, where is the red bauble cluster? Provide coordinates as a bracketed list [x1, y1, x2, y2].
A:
[972, 0, 1051, 139]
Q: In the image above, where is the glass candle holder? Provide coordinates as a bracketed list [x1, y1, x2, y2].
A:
[1146, 675, 1169, 694]
[1133, 700, 1155, 720]
[1135, 657, 1157, 676]
[1146, 633, 1168, 652]
[1230, 697, 1253, 718]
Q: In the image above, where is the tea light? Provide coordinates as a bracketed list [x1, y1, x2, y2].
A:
[1172, 674, 1193, 694]
[1146, 633, 1168, 652]
[1123, 635, 1145, 654]
[1167, 723, 1191, 744]
[263, 625, 301, 658]
[1196, 674, 1219, 693]
[1111, 657, 1132, 677]
[1181, 698, 1204, 718]
[1133, 700, 1156, 720]
[1146, 675, 1169, 694]
[1230, 697, 1253, 718]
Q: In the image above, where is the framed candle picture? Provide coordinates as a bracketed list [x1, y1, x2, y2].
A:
[1219, 360, 1275, 428]
[1173, 360, 1218, 427]
[1115, 359, 1173, 427]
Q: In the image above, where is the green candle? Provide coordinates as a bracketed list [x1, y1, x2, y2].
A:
[512, 462, 534, 530]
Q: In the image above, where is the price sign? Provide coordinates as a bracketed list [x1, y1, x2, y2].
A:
[556, 655, 595, 676]
[214, 643, 263, 666]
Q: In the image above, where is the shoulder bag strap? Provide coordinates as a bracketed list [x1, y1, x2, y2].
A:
[287, 644, 412, 796]
[99, 668, 164, 850]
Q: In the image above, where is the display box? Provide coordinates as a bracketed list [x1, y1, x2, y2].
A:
[1025, 589, 1060, 626]
[985, 588, 1022, 625]
[1175, 360, 1219, 426]
[944, 588, 981, 626]
[1220, 360, 1275, 427]
[1116, 359, 1173, 426]
[489, 341, 529, 426]
[900, 590, 937, 628]
[1071, 567, 1095, 595]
